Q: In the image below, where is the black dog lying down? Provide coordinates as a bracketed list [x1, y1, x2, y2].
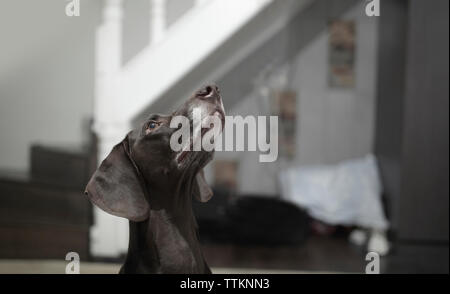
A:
[85, 85, 225, 274]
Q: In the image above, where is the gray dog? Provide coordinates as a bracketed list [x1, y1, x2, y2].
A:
[85, 85, 225, 274]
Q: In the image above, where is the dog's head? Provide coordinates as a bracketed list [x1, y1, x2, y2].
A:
[85, 84, 225, 221]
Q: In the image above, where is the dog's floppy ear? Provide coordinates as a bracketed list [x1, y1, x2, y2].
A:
[194, 169, 213, 202]
[85, 136, 149, 221]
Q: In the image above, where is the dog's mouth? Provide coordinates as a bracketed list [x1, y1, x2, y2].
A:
[176, 109, 225, 166]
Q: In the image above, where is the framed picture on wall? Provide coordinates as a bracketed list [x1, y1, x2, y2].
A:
[213, 160, 238, 191]
[271, 90, 297, 159]
[328, 20, 355, 88]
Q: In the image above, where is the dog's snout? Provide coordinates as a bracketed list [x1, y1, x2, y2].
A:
[205, 86, 214, 97]
[194, 84, 224, 118]
[197, 84, 220, 98]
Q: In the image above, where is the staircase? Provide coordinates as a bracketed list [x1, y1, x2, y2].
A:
[0, 144, 95, 259]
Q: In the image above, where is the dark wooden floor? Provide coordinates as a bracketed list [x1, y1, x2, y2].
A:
[202, 236, 367, 273]
[202, 237, 449, 273]
[381, 242, 449, 274]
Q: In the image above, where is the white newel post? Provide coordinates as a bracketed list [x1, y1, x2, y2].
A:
[92, 0, 130, 257]
[150, 0, 166, 45]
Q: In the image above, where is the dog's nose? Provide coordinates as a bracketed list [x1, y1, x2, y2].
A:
[197, 84, 220, 99]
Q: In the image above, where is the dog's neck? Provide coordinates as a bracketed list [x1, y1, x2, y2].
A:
[121, 177, 208, 274]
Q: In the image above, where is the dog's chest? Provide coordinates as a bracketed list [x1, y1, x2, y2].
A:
[149, 211, 202, 273]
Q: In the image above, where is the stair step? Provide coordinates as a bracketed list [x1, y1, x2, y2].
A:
[0, 223, 90, 259]
[0, 175, 92, 259]
[30, 145, 93, 190]
[0, 178, 92, 227]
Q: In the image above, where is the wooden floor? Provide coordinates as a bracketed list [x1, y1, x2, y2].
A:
[0, 260, 333, 274]
[0, 236, 361, 274]
[0, 260, 120, 274]
[1, 236, 446, 273]
[202, 236, 366, 273]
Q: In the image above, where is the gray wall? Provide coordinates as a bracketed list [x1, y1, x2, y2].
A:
[375, 0, 449, 242]
[122, 0, 150, 65]
[122, 0, 194, 65]
[399, 0, 448, 241]
[374, 0, 409, 230]
[166, 0, 195, 27]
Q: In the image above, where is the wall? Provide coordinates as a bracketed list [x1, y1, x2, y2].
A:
[0, 0, 101, 171]
[122, 0, 150, 65]
[373, 0, 409, 229]
[122, 0, 194, 65]
[399, 0, 448, 241]
[374, 0, 449, 242]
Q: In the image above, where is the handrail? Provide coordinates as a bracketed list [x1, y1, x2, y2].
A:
[117, 0, 272, 121]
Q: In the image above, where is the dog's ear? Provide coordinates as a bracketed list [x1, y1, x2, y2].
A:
[85, 136, 149, 221]
[194, 169, 213, 202]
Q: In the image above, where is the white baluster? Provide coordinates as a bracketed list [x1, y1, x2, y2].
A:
[92, 0, 130, 258]
[150, 0, 166, 44]
[95, 0, 123, 141]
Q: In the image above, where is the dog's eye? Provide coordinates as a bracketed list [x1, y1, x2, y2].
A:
[146, 121, 160, 133]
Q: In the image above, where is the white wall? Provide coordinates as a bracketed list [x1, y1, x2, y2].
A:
[0, 0, 101, 171]
[211, 3, 379, 195]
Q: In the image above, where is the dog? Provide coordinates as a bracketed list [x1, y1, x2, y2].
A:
[85, 85, 225, 274]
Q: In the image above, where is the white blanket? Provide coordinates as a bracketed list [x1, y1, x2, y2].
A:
[279, 154, 389, 230]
